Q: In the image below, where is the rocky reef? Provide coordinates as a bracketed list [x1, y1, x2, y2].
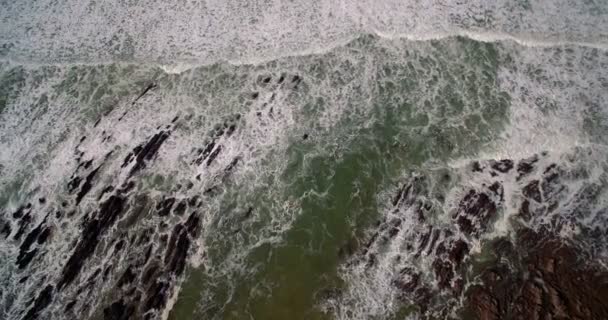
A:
[340, 151, 608, 319]
[466, 227, 608, 320]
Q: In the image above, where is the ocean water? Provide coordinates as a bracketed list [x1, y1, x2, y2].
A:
[1, 1, 608, 320]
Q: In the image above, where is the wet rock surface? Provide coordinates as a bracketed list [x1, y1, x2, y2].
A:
[0, 74, 304, 319]
[2, 66, 606, 320]
[0, 77, 289, 320]
[465, 228, 608, 320]
[343, 152, 608, 319]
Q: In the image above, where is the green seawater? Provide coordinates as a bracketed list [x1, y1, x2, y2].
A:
[2, 3, 608, 320]
[168, 36, 509, 320]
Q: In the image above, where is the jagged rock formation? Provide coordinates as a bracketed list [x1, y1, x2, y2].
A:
[340, 152, 608, 319]
[466, 228, 608, 320]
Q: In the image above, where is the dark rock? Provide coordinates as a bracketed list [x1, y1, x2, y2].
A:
[85, 268, 102, 288]
[16, 248, 38, 269]
[76, 167, 101, 204]
[144, 279, 171, 315]
[491, 159, 514, 173]
[464, 229, 608, 320]
[243, 207, 253, 220]
[58, 195, 126, 290]
[541, 167, 563, 200]
[522, 180, 542, 203]
[517, 156, 538, 179]
[185, 212, 200, 237]
[165, 223, 193, 276]
[12, 205, 28, 219]
[142, 263, 160, 286]
[131, 131, 171, 176]
[203, 186, 219, 197]
[366, 253, 376, 268]
[454, 190, 498, 235]
[388, 218, 402, 238]
[1, 223, 11, 238]
[416, 226, 432, 256]
[472, 161, 483, 172]
[64, 300, 77, 312]
[456, 216, 474, 235]
[488, 182, 503, 200]
[103, 264, 113, 280]
[393, 268, 420, 293]
[37, 227, 51, 244]
[83, 159, 93, 169]
[103, 299, 135, 320]
[120, 181, 136, 194]
[16, 221, 46, 268]
[187, 196, 200, 208]
[392, 183, 412, 207]
[224, 157, 240, 174]
[544, 163, 557, 174]
[67, 176, 82, 193]
[156, 197, 175, 217]
[115, 239, 125, 252]
[98, 186, 115, 200]
[225, 123, 237, 136]
[121, 153, 134, 168]
[194, 141, 216, 165]
[118, 266, 136, 287]
[448, 240, 469, 266]
[468, 287, 500, 320]
[137, 228, 154, 246]
[133, 83, 157, 105]
[433, 259, 454, 289]
[173, 200, 187, 216]
[518, 200, 531, 221]
[22, 285, 53, 320]
[426, 229, 440, 255]
[143, 245, 153, 265]
[13, 212, 32, 240]
[206, 145, 222, 166]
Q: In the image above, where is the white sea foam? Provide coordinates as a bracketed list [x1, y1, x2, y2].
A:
[1, 0, 607, 69]
[330, 32, 608, 319]
[1, 3, 607, 318]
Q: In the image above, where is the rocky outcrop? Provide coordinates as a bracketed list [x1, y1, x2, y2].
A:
[344, 152, 608, 319]
[466, 228, 608, 320]
[1, 71, 304, 320]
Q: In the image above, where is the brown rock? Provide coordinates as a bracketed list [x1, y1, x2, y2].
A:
[464, 229, 608, 320]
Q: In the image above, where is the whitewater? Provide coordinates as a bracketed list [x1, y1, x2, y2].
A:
[1, 1, 607, 320]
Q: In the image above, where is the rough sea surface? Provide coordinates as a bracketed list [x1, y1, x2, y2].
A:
[1, 1, 608, 320]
